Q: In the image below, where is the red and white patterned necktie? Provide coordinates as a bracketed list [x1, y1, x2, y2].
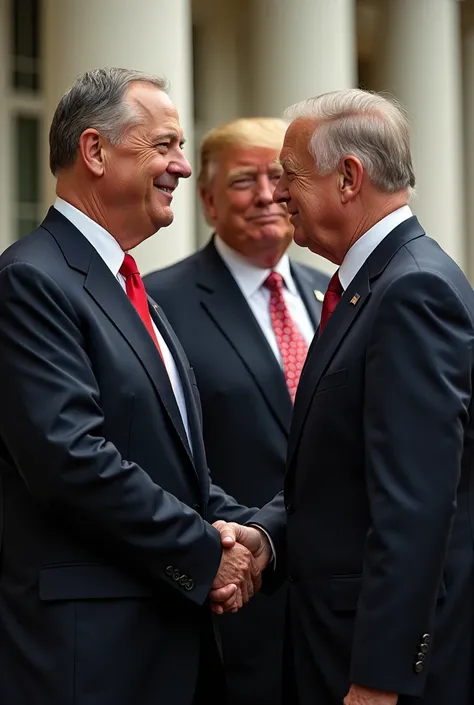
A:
[264, 271, 309, 402]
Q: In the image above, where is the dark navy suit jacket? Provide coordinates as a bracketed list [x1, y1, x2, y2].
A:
[253, 217, 474, 705]
[0, 209, 255, 705]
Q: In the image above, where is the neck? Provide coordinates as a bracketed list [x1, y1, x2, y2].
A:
[339, 191, 409, 262]
[218, 235, 291, 270]
[57, 179, 137, 250]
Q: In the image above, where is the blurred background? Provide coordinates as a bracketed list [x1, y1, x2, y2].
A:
[0, 0, 472, 278]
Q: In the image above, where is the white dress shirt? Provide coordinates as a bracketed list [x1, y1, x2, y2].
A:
[338, 205, 413, 291]
[214, 234, 315, 364]
[54, 197, 192, 450]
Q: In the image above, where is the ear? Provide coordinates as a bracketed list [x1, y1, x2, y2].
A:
[338, 156, 363, 203]
[199, 186, 218, 226]
[78, 129, 107, 177]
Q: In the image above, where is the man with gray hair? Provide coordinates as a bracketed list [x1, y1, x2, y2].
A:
[213, 88, 474, 705]
[0, 67, 263, 705]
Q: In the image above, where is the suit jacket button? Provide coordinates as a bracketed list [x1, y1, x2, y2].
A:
[165, 565, 173, 577]
[179, 575, 188, 586]
[285, 503, 294, 515]
[414, 661, 424, 674]
[192, 503, 201, 513]
[421, 633, 430, 645]
[416, 652, 425, 662]
[172, 569, 181, 581]
[419, 643, 429, 654]
[185, 579, 195, 591]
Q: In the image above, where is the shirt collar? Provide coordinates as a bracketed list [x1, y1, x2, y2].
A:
[338, 205, 413, 291]
[54, 197, 125, 278]
[213, 234, 297, 298]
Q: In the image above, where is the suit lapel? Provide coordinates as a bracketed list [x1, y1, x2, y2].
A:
[287, 216, 426, 464]
[197, 240, 293, 435]
[43, 208, 196, 473]
[291, 262, 324, 329]
[288, 267, 371, 462]
[149, 301, 210, 498]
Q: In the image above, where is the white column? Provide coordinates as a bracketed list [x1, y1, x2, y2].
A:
[43, 0, 194, 274]
[463, 0, 474, 282]
[193, 0, 248, 247]
[379, 0, 464, 268]
[250, 0, 357, 273]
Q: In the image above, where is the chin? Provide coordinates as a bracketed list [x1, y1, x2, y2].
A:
[293, 229, 309, 249]
[153, 210, 174, 231]
[257, 225, 289, 243]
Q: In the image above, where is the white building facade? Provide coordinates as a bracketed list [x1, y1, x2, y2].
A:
[0, 0, 471, 278]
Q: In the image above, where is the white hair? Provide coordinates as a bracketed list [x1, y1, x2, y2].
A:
[284, 88, 415, 194]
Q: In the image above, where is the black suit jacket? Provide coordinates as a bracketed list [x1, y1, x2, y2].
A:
[144, 238, 329, 705]
[253, 217, 474, 705]
[0, 209, 255, 705]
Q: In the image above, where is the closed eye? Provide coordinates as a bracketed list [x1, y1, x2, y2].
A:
[231, 178, 254, 188]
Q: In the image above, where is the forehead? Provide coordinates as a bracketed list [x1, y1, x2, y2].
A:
[126, 82, 182, 137]
[281, 118, 316, 164]
[218, 145, 281, 171]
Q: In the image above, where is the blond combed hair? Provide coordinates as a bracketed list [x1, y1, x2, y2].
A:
[197, 117, 287, 188]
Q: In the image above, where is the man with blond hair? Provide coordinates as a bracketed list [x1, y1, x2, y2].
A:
[145, 117, 328, 705]
[214, 89, 474, 705]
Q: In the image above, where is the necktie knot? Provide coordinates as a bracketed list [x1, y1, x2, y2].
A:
[327, 270, 343, 296]
[120, 253, 140, 278]
[264, 271, 284, 292]
[319, 269, 343, 336]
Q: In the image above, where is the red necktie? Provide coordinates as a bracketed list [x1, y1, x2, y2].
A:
[119, 253, 164, 360]
[319, 269, 343, 336]
[264, 271, 309, 402]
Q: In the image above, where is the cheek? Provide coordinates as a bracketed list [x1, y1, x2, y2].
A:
[227, 192, 254, 217]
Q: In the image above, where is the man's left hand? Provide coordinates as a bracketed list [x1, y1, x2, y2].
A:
[344, 684, 398, 705]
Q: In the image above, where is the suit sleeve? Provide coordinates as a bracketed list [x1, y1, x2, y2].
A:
[246, 491, 288, 592]
[350, 269, 473, 696]
[207, 481, 258, 524]
[0, 262, 222, 606]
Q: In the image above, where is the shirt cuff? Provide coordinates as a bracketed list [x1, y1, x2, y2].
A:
[249, 524, 276, 570]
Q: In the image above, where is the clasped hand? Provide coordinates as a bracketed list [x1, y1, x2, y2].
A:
[209, 522, 272, 615]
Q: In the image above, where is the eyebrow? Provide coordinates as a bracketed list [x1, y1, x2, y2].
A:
[227, 163, 282, 181]
[227, 167, 257, 181]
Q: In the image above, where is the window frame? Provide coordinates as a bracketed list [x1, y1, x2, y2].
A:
[0, 0, 44, 250]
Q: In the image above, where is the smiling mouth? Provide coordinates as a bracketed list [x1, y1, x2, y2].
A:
[154, 185, 175, 197]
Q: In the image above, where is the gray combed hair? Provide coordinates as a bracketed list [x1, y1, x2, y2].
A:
[49, 67, 168, 175]
[284, 88, 415, 194]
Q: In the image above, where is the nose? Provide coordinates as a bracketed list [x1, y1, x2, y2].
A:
[273, 175, 289, 204]
[254, 175, 274, 206]
[169, 152, 192, 179]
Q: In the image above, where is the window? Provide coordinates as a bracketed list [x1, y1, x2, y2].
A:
[11, 0, 41, 92]
[7, 0, 44, 241]
[14, 114, 42, 238]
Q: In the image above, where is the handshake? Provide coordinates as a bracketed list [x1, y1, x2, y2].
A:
[209, 522, 272, 615]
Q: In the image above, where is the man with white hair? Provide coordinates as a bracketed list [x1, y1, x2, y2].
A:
[213, 89, 474, 705]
